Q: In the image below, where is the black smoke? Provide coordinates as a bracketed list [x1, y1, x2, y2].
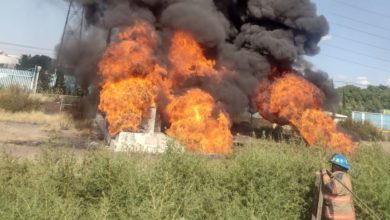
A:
[60, 0, 336, 116]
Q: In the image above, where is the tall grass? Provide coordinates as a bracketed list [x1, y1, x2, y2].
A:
[0, 85, 41, 112]
[0, 141, 388, 219]
[339, 118, 385, 141]
[0, 109, 74, 131]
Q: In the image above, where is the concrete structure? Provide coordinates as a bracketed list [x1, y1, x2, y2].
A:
[352, 111, 390, 130]
[325, 112, 348, 123]
[110, 132, 169, 153]
[96, 108, 170, 153]
[110, 108, 169, 153]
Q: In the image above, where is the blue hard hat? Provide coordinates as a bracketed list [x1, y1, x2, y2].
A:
[330, 154, 351, 170]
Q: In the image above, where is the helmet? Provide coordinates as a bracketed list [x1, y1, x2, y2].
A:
[329, 154, 351, 170]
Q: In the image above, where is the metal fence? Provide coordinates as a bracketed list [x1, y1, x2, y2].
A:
[0, 67, 40, 93]
[352, 111, 390, 130]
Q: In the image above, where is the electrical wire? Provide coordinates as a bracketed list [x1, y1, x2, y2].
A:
[323, 43, 390, 63]
[324, 11, 390, 32]
[332, 34, 390, 52]
[319, 54, 390, 74]
[0, 41, 54, 52]
[330, 0, 390, 19]
[330, 22, 390, 42]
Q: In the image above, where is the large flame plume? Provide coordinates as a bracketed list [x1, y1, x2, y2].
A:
[98, 20, 354, 154]
[169, 31, 219, 85]
[257, 72, 355, 152]
[98, 21, 165, 136]
[98, 22, 232, 154]
[61, 1, 354, 154]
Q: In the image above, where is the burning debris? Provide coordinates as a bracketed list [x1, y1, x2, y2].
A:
[61, 0, 355, 154]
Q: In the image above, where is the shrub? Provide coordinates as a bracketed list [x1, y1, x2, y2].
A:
[339, 118, 385, 141]
[0, 85, 41, 112]
[0, 142, 388, 219]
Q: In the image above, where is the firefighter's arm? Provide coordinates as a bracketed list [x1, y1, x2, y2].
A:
[321, 169, 336, 193]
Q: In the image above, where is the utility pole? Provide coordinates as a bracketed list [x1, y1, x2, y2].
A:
[55, 0, 85, 95]
[57, 0, 85, 67]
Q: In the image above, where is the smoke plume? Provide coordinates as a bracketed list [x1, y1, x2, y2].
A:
[59, 0, 335, 116]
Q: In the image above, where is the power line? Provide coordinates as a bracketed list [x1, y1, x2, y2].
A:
[323, 43, 390, 63]
[0, 41, 54, 52]
[332, 34, 390, 52]
[0, 47, 55, 57]
[324, 11, 390, 32]
[331, 0, 390, 19]
[320, 53, 389, 74]
[330, 22, 390, 41]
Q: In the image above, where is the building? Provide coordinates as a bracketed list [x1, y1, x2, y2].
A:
[0, 50, 20, 69]
[325, 112, 348, 123]
[352, 111, 390, 130]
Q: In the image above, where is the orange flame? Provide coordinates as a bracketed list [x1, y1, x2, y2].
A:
[166, 89, 232, 154]
[99, 77, 156, 136]
[99, 21, 160, 81]
[257, 72, 355, 152]
[98, 21, 233, 154]
[98, 21, 165, 136]
[169, 31, 219, 87]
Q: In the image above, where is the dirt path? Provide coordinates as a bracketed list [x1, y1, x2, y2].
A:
[0, 121, 92, 159]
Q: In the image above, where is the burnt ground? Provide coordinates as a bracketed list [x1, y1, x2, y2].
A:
[0, 121, 93, 159]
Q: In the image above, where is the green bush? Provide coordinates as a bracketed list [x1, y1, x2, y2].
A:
[339, 118, 385, 141]
[0, 142, 388, 219]
[0, 85, 41, 112]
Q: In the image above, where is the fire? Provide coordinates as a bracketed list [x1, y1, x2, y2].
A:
[98, 21, 233, 154]
[98, 20, 353, 154]
[99, 77, 156, 136]
[169, 31, 219, 87]
[166, 89, 232, 154]
[99, 21, 160, 81]
[98, 21, 165, 136]
[257, 72, 355, 152]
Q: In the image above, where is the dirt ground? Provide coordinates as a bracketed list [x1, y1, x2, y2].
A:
[1, 119, 389, 159]
[380, 141, 390, 153]
[0, 121, 92, 159]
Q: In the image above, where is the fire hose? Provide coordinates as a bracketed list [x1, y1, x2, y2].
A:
[325, 170, 382, 220]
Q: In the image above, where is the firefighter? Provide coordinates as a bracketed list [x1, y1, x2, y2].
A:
[321, 154, 356, 220]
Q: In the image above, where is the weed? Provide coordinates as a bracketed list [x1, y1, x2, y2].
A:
[0, 141, 388, 219]
[0, 85, 41, 112]
[339, 118, 385, 141]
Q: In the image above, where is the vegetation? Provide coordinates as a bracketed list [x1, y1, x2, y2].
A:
[338, 85, 390, 115]
[0, 109, 73, 131]
[0, 85, 41, 112]
[339, 118, 385, 141]
[0, 141, 388, 219]
[17, 54, 54, 92]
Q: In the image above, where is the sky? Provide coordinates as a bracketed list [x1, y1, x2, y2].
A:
[0, 0, 389, 87]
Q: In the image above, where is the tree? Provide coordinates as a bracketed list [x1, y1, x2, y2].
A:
[54, 70, 66, 95]
[337, 85, 390, 115]
[17, 55, 54, 92]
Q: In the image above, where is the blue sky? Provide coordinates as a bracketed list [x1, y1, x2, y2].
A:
[308, 0, 390, 87]
[0, 0, 389, 87]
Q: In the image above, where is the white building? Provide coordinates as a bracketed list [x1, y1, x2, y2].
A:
[0, 50, 20, 69]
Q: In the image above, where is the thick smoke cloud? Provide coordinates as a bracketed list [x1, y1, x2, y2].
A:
[60, 0, 335, 116]
[161, 1, 228, 47]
